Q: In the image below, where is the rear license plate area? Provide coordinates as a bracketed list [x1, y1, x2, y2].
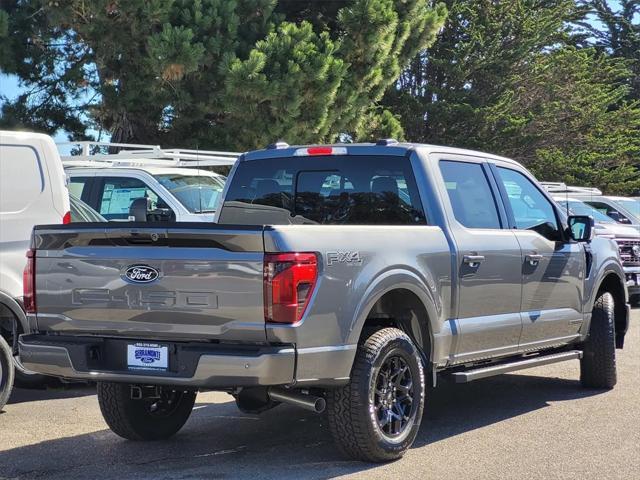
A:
[127, 343, 169, 371]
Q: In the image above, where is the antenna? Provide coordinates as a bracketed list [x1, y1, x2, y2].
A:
[197, 143, 203, 215]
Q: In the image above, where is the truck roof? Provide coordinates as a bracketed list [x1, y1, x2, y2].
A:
[242, 141, 522, 167]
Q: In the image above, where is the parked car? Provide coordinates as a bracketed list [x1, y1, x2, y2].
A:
[0, 130, 71, 399]
[63, 142, 238, 222]
[541, 183, 640, 225]
[584, 196, 639, 225]
[544, 184, 640, 303]
[552, 197, 640, 304]
[20, 141, 629, 461]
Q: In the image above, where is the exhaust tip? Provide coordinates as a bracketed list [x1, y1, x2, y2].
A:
[268, 388, 326, 413]
[313, 397, 326, 413]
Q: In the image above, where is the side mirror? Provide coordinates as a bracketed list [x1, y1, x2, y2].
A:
[568, 215, 594, 242]
[128, 197, 150, 222]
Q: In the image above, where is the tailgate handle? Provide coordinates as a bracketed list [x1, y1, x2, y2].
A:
[123, 232, 164, 245]
[125, 236, 155, 244]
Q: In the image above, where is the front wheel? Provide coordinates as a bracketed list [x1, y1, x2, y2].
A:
[97, 382, 196, 440]
[326, 328, 425, 462]
[581, 292, 617, 389]
[0, 336, 15, 410]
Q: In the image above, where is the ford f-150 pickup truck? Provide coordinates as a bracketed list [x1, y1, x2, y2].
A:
[19, 141, 629, 462]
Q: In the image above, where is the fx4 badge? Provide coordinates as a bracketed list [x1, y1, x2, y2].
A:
[326, 251, 363, 266]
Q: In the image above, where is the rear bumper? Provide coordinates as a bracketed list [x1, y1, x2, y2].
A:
[18, 334, 295, 388]
[18, 334, 356, 388]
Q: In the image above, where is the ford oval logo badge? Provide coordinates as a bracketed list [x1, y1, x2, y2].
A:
[123, 265, 159, 284]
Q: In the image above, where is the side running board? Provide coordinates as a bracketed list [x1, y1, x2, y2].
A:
[450, 350, 583, 383]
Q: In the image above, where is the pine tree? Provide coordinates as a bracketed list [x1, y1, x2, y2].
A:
[574, 0, 640, 100]
[0, 0, 447, 149]
[485, 48, 640, 194]
[384, 0, 575, 145]
[383, 0, 640, 194]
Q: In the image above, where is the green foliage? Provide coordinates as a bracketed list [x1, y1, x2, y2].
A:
[384, 0, 639, 194]
[574, 0, 639, 101]
[0, 0, 446, 148]
[385, 0, 576, 144]
[486, 48, 640, 194]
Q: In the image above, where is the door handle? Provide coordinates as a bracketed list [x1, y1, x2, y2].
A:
[463, 255, 485, 267]
[525, 253, 543, 265]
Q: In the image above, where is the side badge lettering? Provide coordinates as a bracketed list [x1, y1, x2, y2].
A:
[326, 251, 363, 266]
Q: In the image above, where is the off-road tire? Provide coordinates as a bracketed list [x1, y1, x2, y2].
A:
[581, 292, 617, 389]
[0, 335, 15, 411]
[326, 328, 425, 462]
[97, 382, 196, 440]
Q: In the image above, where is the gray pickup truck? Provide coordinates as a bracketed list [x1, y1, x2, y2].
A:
[20, 141, 629, 462]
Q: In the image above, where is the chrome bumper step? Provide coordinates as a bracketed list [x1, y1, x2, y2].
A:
[451, 350, 583, 383]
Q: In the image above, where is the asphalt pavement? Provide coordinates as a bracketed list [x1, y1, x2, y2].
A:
[1, 310, 639, 480]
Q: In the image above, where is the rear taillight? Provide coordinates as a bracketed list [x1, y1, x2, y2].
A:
[62, 211, 71, 224]
[264, 253, 318, 324]
[23, 249, 36, 314]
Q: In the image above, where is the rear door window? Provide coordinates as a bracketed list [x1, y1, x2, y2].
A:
[219, 156, 426, 225]
[439, 160, 502, 229]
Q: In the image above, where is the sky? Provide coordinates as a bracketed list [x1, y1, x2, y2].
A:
[0, 71, 101, 145]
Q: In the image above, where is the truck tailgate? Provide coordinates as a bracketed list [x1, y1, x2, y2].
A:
[32, 224, 266, 342]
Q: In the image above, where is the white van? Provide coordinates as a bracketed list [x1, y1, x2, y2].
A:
[0, 130, 70, 396]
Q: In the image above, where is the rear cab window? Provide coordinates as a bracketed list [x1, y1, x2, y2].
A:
[218, 155, 426, 225]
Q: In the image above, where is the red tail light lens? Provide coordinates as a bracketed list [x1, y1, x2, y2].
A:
[23, 249, 36, 314]
[264, 253, 318, 324]
[62, 211, 71, 224]
[293, 147, 347, 156]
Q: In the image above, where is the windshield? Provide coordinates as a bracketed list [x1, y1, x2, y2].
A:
[556, 200, 614, 223]
[155, 174, 225, 213]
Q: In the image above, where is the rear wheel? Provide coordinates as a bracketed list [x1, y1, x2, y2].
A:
[0, 335, 15, 410]
[581, 292, 617, 389]
[97, 382, 196, 440]
[326, 328, 425, 462]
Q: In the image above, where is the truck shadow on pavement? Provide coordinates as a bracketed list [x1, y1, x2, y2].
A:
[6, 384, 96, 407]
[0, 373, 606, 480]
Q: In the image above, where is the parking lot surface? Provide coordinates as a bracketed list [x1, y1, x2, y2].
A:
[1, 309, 638, 480]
